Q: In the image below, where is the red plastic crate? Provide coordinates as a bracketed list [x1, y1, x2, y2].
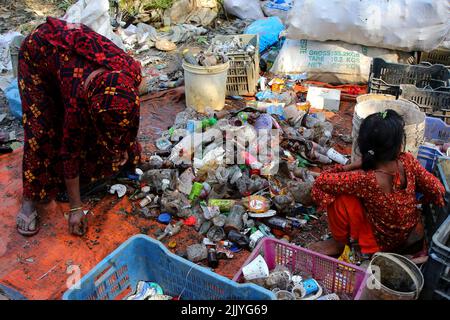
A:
[233, 238, 369, 300]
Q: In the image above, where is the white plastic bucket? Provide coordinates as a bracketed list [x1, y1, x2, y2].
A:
[351, 98, 425, 162]
[356, 93, 396, 104]
[361, 252, 424, 300]
[183, 60, 230, 113]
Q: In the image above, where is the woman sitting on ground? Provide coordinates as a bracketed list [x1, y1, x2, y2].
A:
[309, 109, 445, 258]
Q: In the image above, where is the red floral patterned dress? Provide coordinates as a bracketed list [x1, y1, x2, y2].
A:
[312, 152, 445, 251]
[18, 17, 142, 201]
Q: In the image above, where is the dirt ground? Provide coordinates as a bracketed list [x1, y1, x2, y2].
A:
[0, 0, 67, 142]
[0, 0, 66, 33]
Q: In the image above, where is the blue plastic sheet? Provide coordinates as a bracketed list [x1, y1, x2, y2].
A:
[4, 80, 22, 120]
[245, 17, 285, 53]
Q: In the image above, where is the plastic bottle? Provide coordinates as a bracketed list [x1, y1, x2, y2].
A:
[157, 221, 183, 241]
[264, 216, 302, 231]
[208, 199, 237, 212]
[309, 149, 332, 164]
[155, 137, 172, 151]
[168, 130, 217, 165]
[183, 49, 199, 65]
[227, 229, 250, 250]
[207, 226, 226, 242]
[256, 222, 275, 237]
[139, 194, 154, 208]
[349, 238, 362, 266]
[325, 147, 349, 165]
[249, 230, 265, 249]
[224, 205, 245, 233]
[303, 114, 321, 128]
[201, 117, 218, 129]
[186, 244, 208, 262]
[207, 248, 219, 268]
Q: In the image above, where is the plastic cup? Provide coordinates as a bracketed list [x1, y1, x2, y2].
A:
[242, 255, 269, 281]
[275, 290, 295, 300]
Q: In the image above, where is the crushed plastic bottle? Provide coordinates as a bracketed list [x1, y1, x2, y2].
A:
[186, 244, 208, 262]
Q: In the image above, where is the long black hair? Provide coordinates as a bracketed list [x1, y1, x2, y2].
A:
[357, 109, 406, 171]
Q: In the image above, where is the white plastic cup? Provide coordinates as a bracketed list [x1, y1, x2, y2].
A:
[276, 290, 296, 300]
[242, 255, 269, 281]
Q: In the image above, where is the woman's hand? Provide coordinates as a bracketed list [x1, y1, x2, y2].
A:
[68, 209, 88, 236]
[343, 159, 362, 172]
[119, 150, 129, 166]
[113, 151, 129, 166]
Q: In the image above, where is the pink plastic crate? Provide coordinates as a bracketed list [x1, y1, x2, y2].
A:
[233, 238, 369, 300]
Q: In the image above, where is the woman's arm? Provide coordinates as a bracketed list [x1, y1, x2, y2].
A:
[65, 176, 87, 236]
[410, 154, 445, 206]
[311, 166, 369, 211]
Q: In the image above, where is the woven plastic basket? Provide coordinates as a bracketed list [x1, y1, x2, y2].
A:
[233, 238, 369, 300]
[63, 235, 275, 300]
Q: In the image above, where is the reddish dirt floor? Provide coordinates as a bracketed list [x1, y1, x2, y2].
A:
[0, 87, 356, 299]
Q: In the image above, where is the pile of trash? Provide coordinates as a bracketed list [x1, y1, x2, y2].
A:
[107, 61, 351, 269]
[182, 49, 229, 67]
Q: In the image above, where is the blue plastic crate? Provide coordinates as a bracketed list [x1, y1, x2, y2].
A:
[418, 145, 445, 172]
[63, 235, 275, 300]
[421, 215, 450, 300]
[423, 156, 450, 245]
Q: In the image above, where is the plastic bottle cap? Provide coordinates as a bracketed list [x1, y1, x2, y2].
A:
[158, 213, 172, 224]
[229, 244, 242, 253]
[168, 241, 177, 249]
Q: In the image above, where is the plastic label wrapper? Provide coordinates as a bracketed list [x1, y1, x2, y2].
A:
[208, 199, 237, 212]
[242, 195, 270, 213]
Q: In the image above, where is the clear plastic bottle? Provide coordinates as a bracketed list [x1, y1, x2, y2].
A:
[182, 49, 199, 65]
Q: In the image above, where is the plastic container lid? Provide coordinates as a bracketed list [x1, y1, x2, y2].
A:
[248, 210, 277, 218]
[229, 244, 242, 253]
[158, 213, 172, 224]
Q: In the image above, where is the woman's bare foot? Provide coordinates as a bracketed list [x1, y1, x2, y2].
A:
[16, 200, 39, 236]
[307, 239, 345, 257]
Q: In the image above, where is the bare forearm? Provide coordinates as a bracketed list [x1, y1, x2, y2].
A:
[65, 176, 82, 208]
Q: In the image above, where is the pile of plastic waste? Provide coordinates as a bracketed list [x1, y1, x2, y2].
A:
[108, 67, 350, 271]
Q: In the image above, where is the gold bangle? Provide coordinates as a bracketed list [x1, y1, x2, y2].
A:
[69, 206, 83, 212]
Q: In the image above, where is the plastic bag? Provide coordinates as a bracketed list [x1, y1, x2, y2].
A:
[271, 39, 414, 84]
[285, 0, 450, 52]
[5, 80, 22, 120]
[165, 0, 218, 27]
[62, 0, 124, 49]
[224, 0, 265, 21]
[261, 0, 293, 24]
[0, 31, 22, 72]
[245, 17, 285, 53]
